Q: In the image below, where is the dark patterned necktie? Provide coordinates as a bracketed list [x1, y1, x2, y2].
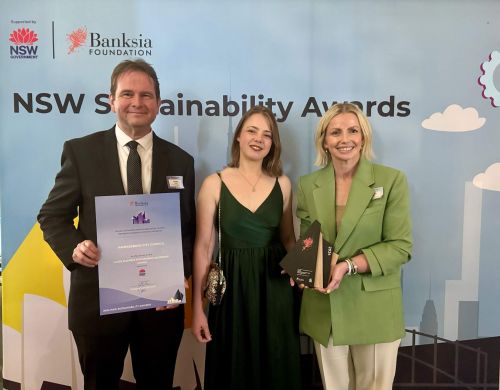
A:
[127, 141, 143, 194]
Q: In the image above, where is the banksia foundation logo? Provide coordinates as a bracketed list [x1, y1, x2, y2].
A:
[9, 28, 38, 45]
[67, 27, 87, 54]
[65, 27, 153, 57]
[9, 28, 39, 59]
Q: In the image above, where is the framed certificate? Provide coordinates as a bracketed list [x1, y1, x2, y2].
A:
[280, 220, 338, 288]
[95, 193, 185, 315]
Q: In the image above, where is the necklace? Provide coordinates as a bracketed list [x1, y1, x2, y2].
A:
[237, 168, 262, 192]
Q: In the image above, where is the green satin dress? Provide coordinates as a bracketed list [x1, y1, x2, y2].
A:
[205, 179, 301, 390]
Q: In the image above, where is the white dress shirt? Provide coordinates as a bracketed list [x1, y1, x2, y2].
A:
[115, 125, 153, 194]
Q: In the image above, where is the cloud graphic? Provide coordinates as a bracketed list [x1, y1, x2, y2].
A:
[421, 104, 486, 132]
[473, 163, 500, 191]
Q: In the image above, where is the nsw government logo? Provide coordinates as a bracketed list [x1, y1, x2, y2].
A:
[66, 27, 152, 57]
[9, 28, 39, 59]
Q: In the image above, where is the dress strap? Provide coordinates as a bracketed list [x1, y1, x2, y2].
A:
[216, 171, 224, 193]
[215, 171, 222, 266]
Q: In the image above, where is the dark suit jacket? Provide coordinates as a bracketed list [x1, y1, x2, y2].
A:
[38, 127, 195, 334]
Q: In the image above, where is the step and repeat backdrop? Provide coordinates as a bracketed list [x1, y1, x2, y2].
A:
[1, 0, 499, 388]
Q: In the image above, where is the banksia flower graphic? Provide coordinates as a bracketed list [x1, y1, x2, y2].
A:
[302, 237, 313, 251]
[9, 28, 38, 45]
[67, 27, 87, 54]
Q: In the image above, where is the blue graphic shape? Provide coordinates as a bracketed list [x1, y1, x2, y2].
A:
[479, 50, 500, 107]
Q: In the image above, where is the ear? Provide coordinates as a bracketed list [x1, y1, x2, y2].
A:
[109, 94, 116, 113]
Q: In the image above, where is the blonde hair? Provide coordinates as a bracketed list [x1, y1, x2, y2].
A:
[314, 103, 374, 166]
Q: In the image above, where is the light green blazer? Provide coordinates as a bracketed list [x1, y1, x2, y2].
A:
[296, 158, 412, 347]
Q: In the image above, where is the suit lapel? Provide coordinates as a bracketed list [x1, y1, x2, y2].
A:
[334, 158, 375, 251]
[150, 133, 168, 193]
[103, 127, 125, 195]
[312, 164, 336, 244]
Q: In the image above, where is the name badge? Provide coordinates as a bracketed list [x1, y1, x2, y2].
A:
[167, 176, 184, 189]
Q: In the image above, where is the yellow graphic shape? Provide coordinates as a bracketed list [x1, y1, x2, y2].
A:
[3, 222, 67, 332]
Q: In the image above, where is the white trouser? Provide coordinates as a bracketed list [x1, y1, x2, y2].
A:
[314, 338, 401, 390]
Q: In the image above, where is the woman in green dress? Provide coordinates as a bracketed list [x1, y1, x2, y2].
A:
[192, 105, 301, 389]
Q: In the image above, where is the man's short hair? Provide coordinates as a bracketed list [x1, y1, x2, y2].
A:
[110, 59, 160, 99]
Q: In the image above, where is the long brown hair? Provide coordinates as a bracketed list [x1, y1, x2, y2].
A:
[228, 105, 283, 176]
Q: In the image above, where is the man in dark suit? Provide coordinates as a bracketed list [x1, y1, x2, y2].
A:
[38, 59, 195, 389]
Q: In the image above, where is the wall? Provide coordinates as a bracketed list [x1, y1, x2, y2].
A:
[1, 0, 499, 387]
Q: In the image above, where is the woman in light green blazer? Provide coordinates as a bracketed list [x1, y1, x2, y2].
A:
[296, 103, 412, 390]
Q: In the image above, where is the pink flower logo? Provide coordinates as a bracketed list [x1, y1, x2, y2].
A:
[9, 28, 38, 45]
[302, 237, 313, 251]
[67, 27, 87, 54]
